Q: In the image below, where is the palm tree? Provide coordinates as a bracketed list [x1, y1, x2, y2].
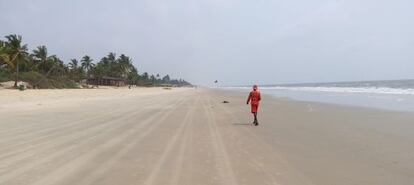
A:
[69, 59, 85, 82]
[68, 59, 79, 70]
[32, 56, 65, 87]
[150, 75, 155, 85]
[90, 64, 105, 79]
[142, 72, 149, 81]
[48, 56, 64, 76]
[127, 66, 139, 85]
[162, 74, 170, 83]
[4, 35, 28, 87]
[106, 52, 116, 77]
[56, 58, 68, 78]
[107, 52, 116, 62]
[32, 45, 50, 73]
[118, 54, 132, 78]
[81, 55, 94, 77]
[0, 41, 12, 69]
[81, 55, 94, 85]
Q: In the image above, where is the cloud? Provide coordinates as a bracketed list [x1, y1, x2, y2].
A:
[1, 0, 414, 85]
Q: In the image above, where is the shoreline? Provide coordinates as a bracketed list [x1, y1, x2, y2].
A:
[220, 87, 414, 112]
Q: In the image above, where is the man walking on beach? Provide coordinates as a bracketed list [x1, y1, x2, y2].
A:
[247, 85, 261, 126]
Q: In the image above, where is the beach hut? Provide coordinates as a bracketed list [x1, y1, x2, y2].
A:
[87, 76, 126, 87]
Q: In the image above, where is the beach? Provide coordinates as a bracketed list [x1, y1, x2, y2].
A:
[1, 88, 413, 185]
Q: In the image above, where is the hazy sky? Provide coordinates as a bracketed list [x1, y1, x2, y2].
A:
[1, 0, 413, 86]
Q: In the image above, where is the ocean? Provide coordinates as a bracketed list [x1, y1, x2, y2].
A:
[226, 79, 414, 112]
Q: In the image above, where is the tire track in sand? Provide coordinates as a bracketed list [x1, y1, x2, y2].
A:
[0, 97, 185, 185]
[0, 97, 171, 176]
[0, 95, 173, 159]
[27, 97, 188, 185]
[74, 96, 196, 185]
[168, 97, 198, 185]
[0, 94, 165, 149]
[142, 96, 200, 185]
[201, 95, 238, 185]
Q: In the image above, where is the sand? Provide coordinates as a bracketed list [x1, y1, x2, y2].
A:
[0, 88, 413, 185]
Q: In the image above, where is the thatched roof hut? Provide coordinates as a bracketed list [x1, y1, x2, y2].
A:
[87, 76, 125, 87]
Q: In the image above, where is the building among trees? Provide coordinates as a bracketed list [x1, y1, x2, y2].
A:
[0, 34, 191, 89]
[87, 76, 125, 87]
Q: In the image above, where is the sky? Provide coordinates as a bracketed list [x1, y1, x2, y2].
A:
[1, 0, 413, 86]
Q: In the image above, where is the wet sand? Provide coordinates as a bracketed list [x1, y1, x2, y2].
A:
[0, 88, 413, 185]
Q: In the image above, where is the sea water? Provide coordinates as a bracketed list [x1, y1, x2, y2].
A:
[226, 79, 414, 112]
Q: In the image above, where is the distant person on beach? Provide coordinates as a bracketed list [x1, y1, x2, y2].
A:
[246, 85, 261, 126]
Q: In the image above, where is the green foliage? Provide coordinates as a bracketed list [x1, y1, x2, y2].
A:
[68, 59, 85, 82]
[0, 34, 191, 88]
[162, 75, 170, 83]
[19, 71, 77, 89]
[90, 53, 135, 79]
[4, 34, 28, 87]
[0, 41, 12, 69]
[81, 55, 94, 75]
[0, 69, 10, 82]
[31, 45, 56, 74]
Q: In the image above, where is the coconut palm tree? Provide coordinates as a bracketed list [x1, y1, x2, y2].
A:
[162, 75, 170, 83]
[69, 59, 85, 82]
[107, 52, 116, 62]
[103, 52, 116, 77]
[118, 54, 132, 78]
[48, 56, 65, 76]
[0, 41, 12, 69]
[4, 35, 28, 87]
[32, 45, 50, 73]
[150, 75, 155, 85]
[32, 55, 66, 87]
[68, 59, 79, 70]
[142, 72, 149, 81]
[57, 59, 69, 78]
[81, 55, 95, 85]
[81, 55, 94, 77]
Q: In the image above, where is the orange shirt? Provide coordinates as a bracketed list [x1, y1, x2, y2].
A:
[247, 90, 261, 105]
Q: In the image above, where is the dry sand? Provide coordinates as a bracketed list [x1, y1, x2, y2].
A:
[0, 88, 413, 185]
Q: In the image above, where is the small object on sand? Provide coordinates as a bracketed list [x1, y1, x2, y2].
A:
[222, 100, 229, 103]
[18, 84, 26, 91]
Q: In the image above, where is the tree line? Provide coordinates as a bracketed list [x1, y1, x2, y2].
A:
[0, 34, 191, 88]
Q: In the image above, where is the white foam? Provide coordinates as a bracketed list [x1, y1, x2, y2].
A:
[260, 86, 414, 95]
[225, 86, 414, 95]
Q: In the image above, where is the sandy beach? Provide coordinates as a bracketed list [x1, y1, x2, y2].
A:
[0, 88, 413, 185]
